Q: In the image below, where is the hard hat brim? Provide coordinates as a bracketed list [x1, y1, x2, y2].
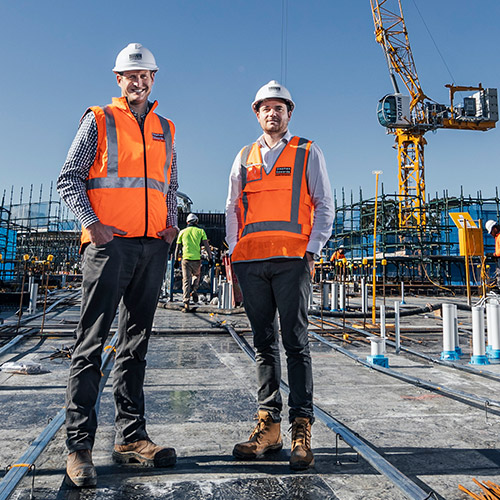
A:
[113, 64, 159, 73]
[252, 98, 295, 113]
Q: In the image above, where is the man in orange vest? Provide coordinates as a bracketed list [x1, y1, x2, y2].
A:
[330, 245, 346, 262]
[225, 81, 334, 470]
[57, 43, 179, 487]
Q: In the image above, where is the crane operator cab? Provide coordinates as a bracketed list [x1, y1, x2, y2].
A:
[377, 93, 411, 128]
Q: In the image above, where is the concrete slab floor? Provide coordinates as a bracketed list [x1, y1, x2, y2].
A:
[1, 296, 500, 499]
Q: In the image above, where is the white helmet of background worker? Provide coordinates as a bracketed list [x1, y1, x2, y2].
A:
[252, 80, 295, 112]
[485, 220, 498, 234]
[113, 43, 159, 73]
[186, 213, 199, 224]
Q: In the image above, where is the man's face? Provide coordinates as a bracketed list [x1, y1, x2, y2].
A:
[492, 227, 500, 238]
[116, 70, 155, 106]
[256, 99, 291, 135]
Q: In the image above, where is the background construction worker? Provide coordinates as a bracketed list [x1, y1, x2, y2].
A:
[485, 219, 500, 286]
[330, 245, 346, 262]
[57, 43, 179, 488]
[225, 80, 334, 470]
[174, 213, 213, 312]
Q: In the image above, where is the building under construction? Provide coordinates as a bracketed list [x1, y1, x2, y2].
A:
[1, 182, 499, 295]
[0, 183, 81, 285]
[327, 186, 499, 293]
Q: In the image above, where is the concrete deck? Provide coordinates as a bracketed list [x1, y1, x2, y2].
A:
[1, 292, 500, 499]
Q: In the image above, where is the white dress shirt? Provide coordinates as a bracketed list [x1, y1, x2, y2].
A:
[225, 130, 334, 257]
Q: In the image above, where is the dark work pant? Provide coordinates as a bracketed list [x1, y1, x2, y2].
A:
[65, 237, 169, 452]
[233, 258, 314, 423]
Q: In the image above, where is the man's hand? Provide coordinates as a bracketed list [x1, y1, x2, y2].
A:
[157, 226, 179, 245]
[305, 251, 315, 273]
[87, 221, 127, 246]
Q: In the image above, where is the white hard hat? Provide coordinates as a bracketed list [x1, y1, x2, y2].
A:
[252, 80, 295, 112]
[485, 220, 497, 234]
[113, 43, 159, 73]
[186, 213, 198, 224]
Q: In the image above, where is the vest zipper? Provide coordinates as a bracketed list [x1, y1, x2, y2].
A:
[137, 113, 149, 238]
[142, 129, 148, 237]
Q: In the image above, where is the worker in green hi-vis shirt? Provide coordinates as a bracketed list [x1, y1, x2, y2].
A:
[174, 213, 213, 312]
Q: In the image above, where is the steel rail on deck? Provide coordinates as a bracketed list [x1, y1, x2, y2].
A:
[0, 332, 117, 500]
[0, 290, 81, 357]
[315, 315, 500, 384]
[224, 324, 435, 500]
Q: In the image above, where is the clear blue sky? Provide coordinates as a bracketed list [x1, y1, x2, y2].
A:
[2, 0, 499, 213]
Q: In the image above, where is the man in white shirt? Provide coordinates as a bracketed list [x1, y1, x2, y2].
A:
[225, 80, 334, 470]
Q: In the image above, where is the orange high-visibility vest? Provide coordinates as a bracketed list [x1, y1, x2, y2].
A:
[495, 233, 500, 257]
[231, 136, 313, 263]
[81, 97, 175, 244]
[330, 250, 345, 262]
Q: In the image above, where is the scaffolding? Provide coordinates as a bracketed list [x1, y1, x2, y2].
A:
[328, 186, 500, 291]
[0, 183, 80, 283]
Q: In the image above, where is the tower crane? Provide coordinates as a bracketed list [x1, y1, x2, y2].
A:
[370, 0, 498, 229]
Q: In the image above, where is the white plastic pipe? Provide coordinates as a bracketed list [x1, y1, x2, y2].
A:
[486, 303, 500, 351]
[472, 306, 486, 357]
[380, 304, 386, 353]
[394, 300, 400, 354]
[339, 284, 346, 310]
[331, 282, 339, 311]
[370, 337, 384, 356]
[28, 283, 38, 315]
[442, 303, 456, 352]
[219, 282, 233, 309]
[453, 304, 459, 351]
[322, 282, 330, 310]
[361, 278, 367, 314]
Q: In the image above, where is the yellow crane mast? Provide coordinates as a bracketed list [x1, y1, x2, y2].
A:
[370, 0, 498, 229]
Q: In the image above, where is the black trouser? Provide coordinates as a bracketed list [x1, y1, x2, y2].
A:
[233, 257, 314, 423]
[65, 237, 169, 452]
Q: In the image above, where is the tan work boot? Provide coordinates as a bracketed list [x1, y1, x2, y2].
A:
[112, 439, 176, 467]
[289, 417, 314, 470]
[66, 449, 97, 487]
[233, 410, 283, 459]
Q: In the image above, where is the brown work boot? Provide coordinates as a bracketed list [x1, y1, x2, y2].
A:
[112, 439, 176, 467]
[233, 410, 283, 459]
[65, 449, 97, 488]
[289, 417, 314, 470]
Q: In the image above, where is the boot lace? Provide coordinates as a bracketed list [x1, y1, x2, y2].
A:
[290, 420, 311, 449]
[249, 414, 270, 443]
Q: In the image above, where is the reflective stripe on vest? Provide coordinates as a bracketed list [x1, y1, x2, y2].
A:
[240, 137, 310, 237]
[85, 106, 172, 194]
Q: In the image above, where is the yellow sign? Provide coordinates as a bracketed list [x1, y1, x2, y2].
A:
[449, 212, 483, 257]
[449, 212, 477, 229]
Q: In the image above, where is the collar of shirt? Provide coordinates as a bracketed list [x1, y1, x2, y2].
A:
[256, 130, 292, 174]
[130, 101, 153, 122]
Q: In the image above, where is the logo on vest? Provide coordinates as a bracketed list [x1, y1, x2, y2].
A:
[275, 167, 292, 176]
[152, 133, 165, 142]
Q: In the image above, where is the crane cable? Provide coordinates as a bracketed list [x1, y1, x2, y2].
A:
[280, 0, 288, 85]
[410, 0, 456, 85]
